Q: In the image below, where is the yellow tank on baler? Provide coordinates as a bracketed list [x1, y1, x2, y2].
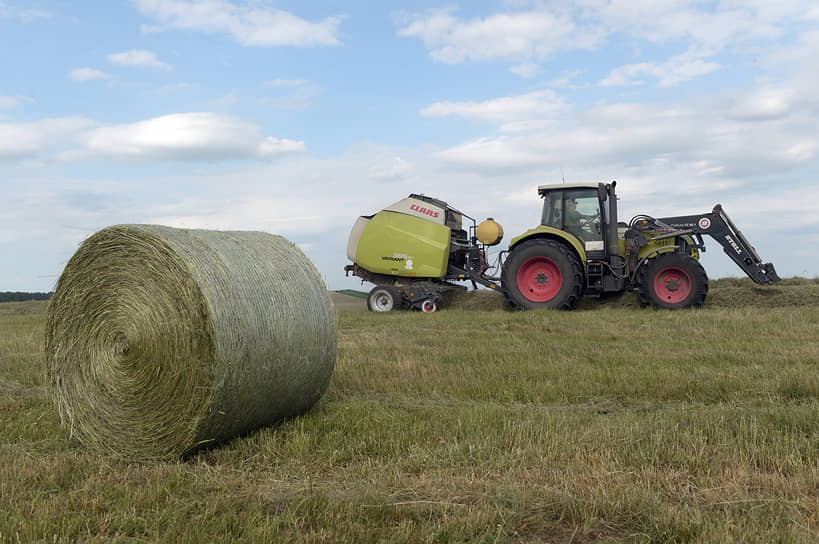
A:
[346, 196, 452, 278]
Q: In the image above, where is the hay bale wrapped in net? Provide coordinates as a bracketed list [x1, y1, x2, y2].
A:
[45, 224, 336, 461]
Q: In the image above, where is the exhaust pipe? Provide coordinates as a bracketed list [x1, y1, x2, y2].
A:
[607, 181, 619, 260]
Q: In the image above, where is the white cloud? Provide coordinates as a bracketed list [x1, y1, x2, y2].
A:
[398, 8, 592, 63]
[0, 96, 16, 110]
[781, 140, 818, 163]
[499, 119, 557, 133]
[579, 0, 782, 48]
[368, 155, 411, 182]
[544, 70, 586, 90]
[600, 52, 721, 87]
[509, 61, 539, 79]
[0, 1, 51, 21]
[435, 137, 545, 168]
[429, 86, 819, 178]
[0, 95, 30, 110]
[729, 87, 799, 121]
[108, 49, 172, 70]
[132, 0, 343, 47]
[68, 67, 112, 82]
[691, 0, 819, 27]
[398, 2, 812, 90]
[255, 136, 306, 157]
[421, 90, 566, 123]
[0, 113, 304, 163]
[151, 196, 325, 233]
[724, 186, 819, 229]
[0, 117, 96, 160]
[74, 112, 304, 161]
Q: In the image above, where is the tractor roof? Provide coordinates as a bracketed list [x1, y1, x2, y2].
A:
[537, 182, 602, 194]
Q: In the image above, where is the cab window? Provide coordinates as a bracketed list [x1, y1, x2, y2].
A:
[562, 189, 602, 243]
[541, 191, 562, 228]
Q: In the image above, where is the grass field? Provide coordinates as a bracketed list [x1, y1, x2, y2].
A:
[1, 279, 818, 543]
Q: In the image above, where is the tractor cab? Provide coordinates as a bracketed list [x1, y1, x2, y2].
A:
[537, 183, 610, 259]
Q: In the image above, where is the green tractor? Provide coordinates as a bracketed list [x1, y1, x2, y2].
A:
[344, 182, 780, 312]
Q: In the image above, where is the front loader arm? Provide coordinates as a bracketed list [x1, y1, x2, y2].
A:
[657, 205, 780, 285]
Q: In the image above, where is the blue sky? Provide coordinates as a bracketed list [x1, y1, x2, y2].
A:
[2, 0, 818, 291]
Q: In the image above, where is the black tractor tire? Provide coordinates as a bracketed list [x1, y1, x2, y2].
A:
[639, 253, 708, 309]
[501, 238, 584, 310]
[367, 286, 402, 312]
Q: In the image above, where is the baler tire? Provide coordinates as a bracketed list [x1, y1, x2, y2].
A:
[501, 238, 583, 311]
[638, 253, 708, 309]
[367, 286, 401, 312]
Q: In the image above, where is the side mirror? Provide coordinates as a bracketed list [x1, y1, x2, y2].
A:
[598, 183, 608, 202]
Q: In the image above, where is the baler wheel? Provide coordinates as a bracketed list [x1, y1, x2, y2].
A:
[367, 286, 401, 312]
[420, 299, 438, 313]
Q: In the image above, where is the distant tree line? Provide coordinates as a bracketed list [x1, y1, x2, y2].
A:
[0, 292, 53, 303]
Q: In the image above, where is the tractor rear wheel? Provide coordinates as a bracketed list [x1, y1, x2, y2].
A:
[367, 286, 401, 312]
[501, 238, 584, 310]
[639, 253, 708, 309]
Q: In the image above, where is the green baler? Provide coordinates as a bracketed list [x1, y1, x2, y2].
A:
[344, 194, 504, 312]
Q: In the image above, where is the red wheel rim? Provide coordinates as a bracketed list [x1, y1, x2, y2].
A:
[421, 300, 437, 313]
[654, 267, 692, 303]
[516, 257, 562, 302]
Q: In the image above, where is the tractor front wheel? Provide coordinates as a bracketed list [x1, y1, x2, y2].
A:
[501, 239, 584, 310]
[639, 253, 708, 309]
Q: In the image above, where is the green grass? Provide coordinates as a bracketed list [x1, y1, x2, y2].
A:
[1, 284, 818, 543]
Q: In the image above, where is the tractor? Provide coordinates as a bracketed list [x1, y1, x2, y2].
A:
[344, 182, 780, 311]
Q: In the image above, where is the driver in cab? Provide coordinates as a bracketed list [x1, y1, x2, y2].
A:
[563, 196, 602, 244]
[565, 198, 590, 231]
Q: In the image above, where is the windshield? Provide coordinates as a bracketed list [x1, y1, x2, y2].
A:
[563, 189, 602, 243]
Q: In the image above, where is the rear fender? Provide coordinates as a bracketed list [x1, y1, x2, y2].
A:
[509, 226, 587, 265]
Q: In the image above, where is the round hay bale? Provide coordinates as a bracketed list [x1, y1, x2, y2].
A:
[45, 225, 336, 461]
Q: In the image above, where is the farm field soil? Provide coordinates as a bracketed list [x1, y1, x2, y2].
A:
[1, 281, 817, 543]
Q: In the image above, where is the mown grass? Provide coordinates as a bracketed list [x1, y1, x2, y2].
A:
[1, 282, 817, 543]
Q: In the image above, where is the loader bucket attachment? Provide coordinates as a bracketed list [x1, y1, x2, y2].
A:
[712, 205, 780, 285]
